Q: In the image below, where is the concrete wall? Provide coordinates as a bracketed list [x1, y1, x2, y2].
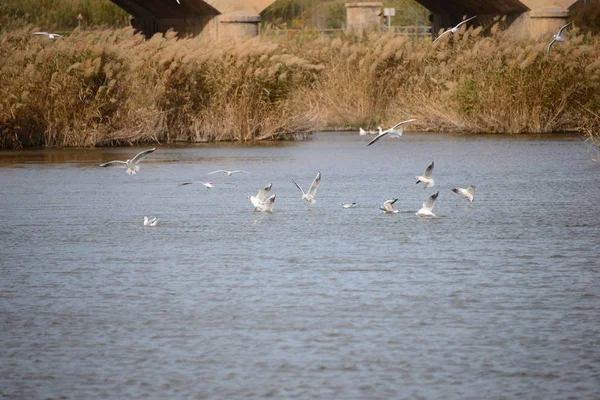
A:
[345, 2, 383, 30]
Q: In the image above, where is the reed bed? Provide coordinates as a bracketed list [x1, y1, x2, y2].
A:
[1, 23, 599, 148]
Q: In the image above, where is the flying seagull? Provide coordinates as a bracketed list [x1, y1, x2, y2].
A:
[432, 16, 476, 43]
[342, 202, 357, 208]
[366, 119, 417, 146]
[293, 171, 321, 204]
[98, 148, 156, 175]
[32, 32, 63, 40]
[452, 185, 475, 203]
[251, 194, 276, 213]
[143, 216, 159, 226]
[178, 181, 214, 190]
[249, 183, 273, 211]
[416, 191, 439, 217]
[415, 161, 435, 189]
[547, 22, 572, 55]
[207, 169, 248, 176]
[380, 198, 400, 214]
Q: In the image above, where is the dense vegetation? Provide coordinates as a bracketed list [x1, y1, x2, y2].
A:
[1, 21, 599, 148]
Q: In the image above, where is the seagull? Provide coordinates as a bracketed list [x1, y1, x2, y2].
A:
[143, 216, 159, 226]
[452, 185, 475, 203]
[249, 183, 273, 211]
[176, 0, 180, 3]
[32, 32, 63, 40]
[415, 161, 435, 189]
[416, 191, 439, 217]
[380, 198, 400, 214]
[432, 16, 476, 43]
[207, 169, 248, 176]
[252, 194, 276, 213]
[178, 181, 214, 190]
[366, 119, 417, 146]
[342, 202, 357, 208]
[293, 171, 321, 205]
[547, 22, 572, 55]
[359, 127, 369, 136]
[98, 148, 156, 175]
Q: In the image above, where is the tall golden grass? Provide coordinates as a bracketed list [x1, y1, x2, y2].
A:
[1, 23, 599, 148]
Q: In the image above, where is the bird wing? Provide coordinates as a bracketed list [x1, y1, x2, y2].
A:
[423, 191, 439, 210]
[466, 185, 475, 195]
[32, 32, 49, 36]
[99, 160, 127, 168]
[366, 131, 389, 146]
[250, 195, 263, 208]
[383, 198, 398, 212]
[455, 16, 476, 29]
[207, 170, 227, 175]
[423, 161, 434, 178]
[231, 170, 248, 174]
[292, 179, 305, 195]
[307, 171, 321, 197]
[264, 194, 276, 211]
[178, 182, 195, 187]
[558, 22, 572, 36]
[432, 30, 451, 43]
[388, 118, 417, 132]
[547, 39, 556, 55]
[147, 217, 158, 224]
[131, 148, 156, 164]
[257, 183, 272, 201]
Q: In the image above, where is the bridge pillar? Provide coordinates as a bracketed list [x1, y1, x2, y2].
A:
[217, 13, 261, 40]
[345, 2, 383, 30]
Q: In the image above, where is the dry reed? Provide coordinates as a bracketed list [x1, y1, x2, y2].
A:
[1, 23, 599, 148]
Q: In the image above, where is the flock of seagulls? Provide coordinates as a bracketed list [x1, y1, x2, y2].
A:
[98, 139, 476, 225]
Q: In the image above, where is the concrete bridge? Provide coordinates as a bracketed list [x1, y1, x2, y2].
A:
[414, 0, 581, 38]
[108, 0, 275, 39]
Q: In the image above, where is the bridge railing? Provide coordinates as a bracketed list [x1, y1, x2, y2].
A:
[262, 25, 432, 39]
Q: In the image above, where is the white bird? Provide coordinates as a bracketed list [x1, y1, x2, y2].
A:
[252, 194, 276, 213]
[176, 0, 180, 3]
[380, 198, 399, 214]
[293, 171, 322, 205]
[32, 32, 63, 40]
[207, 169, 248, 176]
[143, 216, 159, 226]
[249, 183, 273, 211]
[342, 202, 357, 208]
[98, 148, 156, 175]
[366, 119, 417, 146]
[178, 181, 214, 190]
[359, 127, 369, 136]
[547, 22, 572, 55]
[415, 161, 435, 189]
[416, 191, 439, 217]
[432, 16, 476, 43]
[452, 185, 475, 203]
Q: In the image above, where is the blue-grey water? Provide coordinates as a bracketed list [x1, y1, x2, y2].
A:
[1, 132, 599, 399]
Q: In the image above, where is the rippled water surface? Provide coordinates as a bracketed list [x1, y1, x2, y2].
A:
[1, 132, 599, 399]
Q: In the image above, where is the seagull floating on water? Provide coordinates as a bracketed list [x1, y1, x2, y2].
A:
[416, 191, 439, 217]
[452, 185, 475, 203]
[249, 183, 273, 211]
[366, 119, 417, 146]
[547, 22, 572, 55]
[415, 161, 435, 189]
[380, 199, 400, 214]
[293, 171, 321, 204]
[32, 32, 63, 40]
[98, 148, 156, 175]
[342, 202, 357, 208]
[143, 216, 159, 226]
[432, 16, 476, 43]
[359, 128, 377, 136]
[207, 169, 248, 176]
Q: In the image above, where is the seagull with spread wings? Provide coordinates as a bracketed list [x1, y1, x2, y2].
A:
[207, 169, 248, 176]
[380, 199, 400, 214]
[98, 148, 156, 175]
[249, 183, 273, 211]
[32, 32, 63, 40]
[416, 191, 440, 217]
[432, 16, 476, 43]
[293, 171, 321, 205]
[415, 161, 435, 189]
[366, 119, 416, 147]
[452, 185, 475, 203]
[547, 22, 572, 55]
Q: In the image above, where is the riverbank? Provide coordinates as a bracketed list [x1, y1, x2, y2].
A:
[1, 25, 599, 149]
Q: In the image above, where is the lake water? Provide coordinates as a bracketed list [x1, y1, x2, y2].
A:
[1, 132, 599, 399]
